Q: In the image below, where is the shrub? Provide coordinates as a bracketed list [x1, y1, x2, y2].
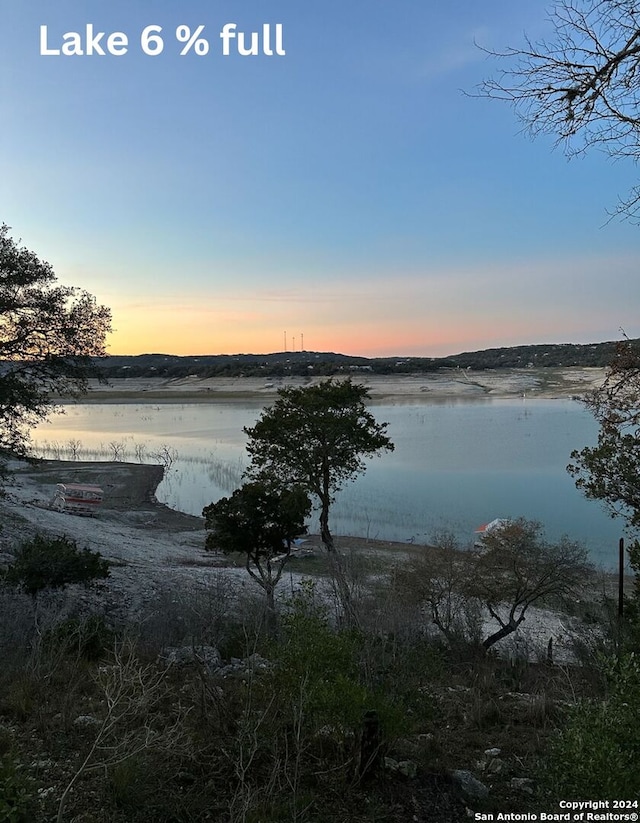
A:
[545, 653, 640, 799]
[0, 589, 36, 674]
[0, 755, 36, 823]
[42, 614, 114, 661]
[271, 590, 409, 755]
[2, 534, 109, 596]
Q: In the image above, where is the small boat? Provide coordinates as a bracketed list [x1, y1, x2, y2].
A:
[474, 518, 510, 536]
[473, 518, 510, 547]
[50, 483, 103, 516]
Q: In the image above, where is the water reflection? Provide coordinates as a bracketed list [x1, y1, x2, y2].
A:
[31, 398, 626, 569]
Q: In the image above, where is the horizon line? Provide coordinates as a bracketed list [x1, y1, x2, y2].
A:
[102, 336, 630, 361]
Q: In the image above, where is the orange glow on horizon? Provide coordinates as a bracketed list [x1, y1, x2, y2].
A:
[103, 261, 622, 359]
[105, 301, 466, 357]
[106, 316, 507, 360]
[103, 251, 635, 357]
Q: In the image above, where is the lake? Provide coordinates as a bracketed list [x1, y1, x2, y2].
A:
[31, 397, 627, 569]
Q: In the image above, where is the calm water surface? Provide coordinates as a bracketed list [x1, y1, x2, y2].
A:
[32, 398, 626, 569]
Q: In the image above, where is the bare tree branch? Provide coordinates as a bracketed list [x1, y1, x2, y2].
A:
[475, 0, 640, 220]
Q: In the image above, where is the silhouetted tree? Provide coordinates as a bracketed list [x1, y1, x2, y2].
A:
[568, 338, 640, 529]
[0, 224, 111, 455]
[244, 379, 394, 553]
[203, 482, 311, 632]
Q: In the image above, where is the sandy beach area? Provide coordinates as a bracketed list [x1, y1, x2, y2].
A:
[79, 366, 607, 403]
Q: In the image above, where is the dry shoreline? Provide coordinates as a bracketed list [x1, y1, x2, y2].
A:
[0, 457, 619, 665]
[75, 367, 607, 404]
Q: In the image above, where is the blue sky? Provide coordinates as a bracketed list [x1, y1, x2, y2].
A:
[1, 0, 638, 356]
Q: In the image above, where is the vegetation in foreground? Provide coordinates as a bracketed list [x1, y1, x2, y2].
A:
[0, 529, 639, 823]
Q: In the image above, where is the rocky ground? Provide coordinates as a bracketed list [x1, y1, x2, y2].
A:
[0, 459, 222, 616]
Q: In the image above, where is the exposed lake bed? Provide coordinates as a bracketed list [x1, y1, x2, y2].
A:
[75, 365, 608, 403]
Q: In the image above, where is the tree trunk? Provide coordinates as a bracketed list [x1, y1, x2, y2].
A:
[328, 552, 359, 629]
[246, 555, 280, 638]
[319, 501, 334, 553]
[358, 710, 381, 781]
[319, 462, 334, 553]
[482, 615, 524, 649]
[264, 583, 278, 638]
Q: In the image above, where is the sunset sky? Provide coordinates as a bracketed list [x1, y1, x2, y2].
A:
[2, 0, 638, 357]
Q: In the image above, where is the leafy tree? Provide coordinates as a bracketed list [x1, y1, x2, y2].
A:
[568, 340, 640, 646]
[2, 533, 109, 597]
[244, 379, 394, 553]
[0, 224, 111, 455]
[472, 519, 591, 649]
[202, 482, 311, 630]
[623, 539, 640, 648]
[568, 338, 640, 529]
[478, 0, 640, 220]
[395, 523, 589, 650]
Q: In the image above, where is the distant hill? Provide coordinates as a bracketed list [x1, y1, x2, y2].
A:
[92, 339, 637, 379]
